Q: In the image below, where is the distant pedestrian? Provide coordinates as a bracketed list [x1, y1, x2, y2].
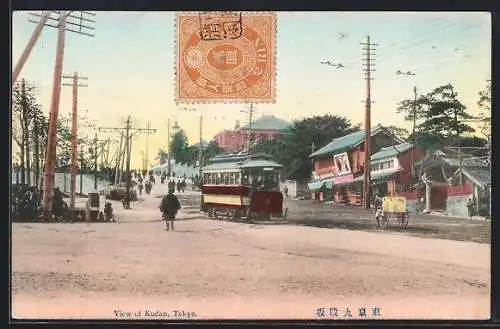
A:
[138, 183, 143, 195]
[283, 185, 289, 198]
[373, 194, 384, 226]
[466, 199, 474, 218]
[159, 186, 181, 231]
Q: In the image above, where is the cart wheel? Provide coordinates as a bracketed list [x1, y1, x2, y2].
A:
[380, 213, 389, 229]
[233, 209, 242, 220]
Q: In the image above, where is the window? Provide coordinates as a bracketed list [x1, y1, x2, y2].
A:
[235, 172, 241, 184]
[380, 161, 393, 170]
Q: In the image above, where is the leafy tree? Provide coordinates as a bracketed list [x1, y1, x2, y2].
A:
[385, 125, 410, 140]
[477, 79, 491, 142]
[423, 84, 475, 140]
[12, 79, 38, 185]
[253, 115, 360, 182]
[477, 79, 491, 115]
[201, 141, 224, 167]
[169, 129, 189, 163]
[398, 83, 475, 150]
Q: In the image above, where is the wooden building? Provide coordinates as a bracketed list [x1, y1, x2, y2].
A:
[307, 124, 422, 205]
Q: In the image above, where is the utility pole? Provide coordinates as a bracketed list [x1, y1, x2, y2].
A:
[411, 86, 418, 178]
[62, 72, 87, 219]
[89, 136, 115, 189]
[144, 121, 155, 172]
[12, 11, 51, 85]
[37, 11, 95, 217]
[93, 133, 98, 190]
[361, 35, 377, 209]
[114, 133, 123, 185]
[99, 117, 156, 208]
[79, 144, 84, 195]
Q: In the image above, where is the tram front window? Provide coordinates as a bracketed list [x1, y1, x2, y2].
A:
[250, 169, 279, 191]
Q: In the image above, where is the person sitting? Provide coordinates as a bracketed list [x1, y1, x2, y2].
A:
[104, 202, 115, 222]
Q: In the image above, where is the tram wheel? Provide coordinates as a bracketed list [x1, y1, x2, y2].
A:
[227, 209, 236, 221]
[233, 209, 242, 221]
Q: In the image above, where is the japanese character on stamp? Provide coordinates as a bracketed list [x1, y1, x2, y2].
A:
[175, 11, 276, 104]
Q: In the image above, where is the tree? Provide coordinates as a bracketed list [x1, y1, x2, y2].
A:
[170, 129, 189, 163]
[12, 79, 39, 185]
[477, 79, 491, 142]
[201, 141, 224, 167]
[397, 83, 475, 150]
[253, 115, 360, 182]
[385, 125, 410, 140]
[477, 79, 491, 115]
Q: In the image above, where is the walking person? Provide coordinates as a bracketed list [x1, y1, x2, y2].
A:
[466, 199, 475, 219]
[138, 182, 143, 195]
[283, 185, 289, 198]
[373, 193, 384, 227]
[159, 186, 181, 231]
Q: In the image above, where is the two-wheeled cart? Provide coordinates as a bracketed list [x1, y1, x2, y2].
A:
[377, 196, 410, 229]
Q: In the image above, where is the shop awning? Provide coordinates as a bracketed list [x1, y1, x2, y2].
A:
[308, 181, 325, 190]
[352, 168, 403, 184]
[308, 178, 334, 190]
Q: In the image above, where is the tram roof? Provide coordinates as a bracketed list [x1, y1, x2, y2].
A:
[202, 156, 282, 172]
[208, 152, 274, 164]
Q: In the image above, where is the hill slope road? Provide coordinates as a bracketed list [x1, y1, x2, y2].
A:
[12, 193, 490, 320]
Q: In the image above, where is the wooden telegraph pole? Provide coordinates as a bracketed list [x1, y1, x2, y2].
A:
[12, 11, 51, 85]
[34, 11, 95, 217]
[62, 72, 87, 220]
[144, 121, 155, 172]
[99, 117, 156, 208]
[361, 36, 377, 209]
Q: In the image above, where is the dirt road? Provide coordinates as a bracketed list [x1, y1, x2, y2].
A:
[12, 190, 490, 320]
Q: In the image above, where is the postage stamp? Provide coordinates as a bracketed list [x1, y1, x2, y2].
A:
[175, 11, 276, 104]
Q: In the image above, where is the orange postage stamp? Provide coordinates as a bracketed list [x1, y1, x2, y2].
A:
[175, 12, 276, 103]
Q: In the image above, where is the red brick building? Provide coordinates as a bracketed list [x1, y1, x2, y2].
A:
[212, 115, 290, 151]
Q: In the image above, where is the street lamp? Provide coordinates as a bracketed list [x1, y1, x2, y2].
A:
[180, 107, 204, 175]
[165, 115, 179, 177]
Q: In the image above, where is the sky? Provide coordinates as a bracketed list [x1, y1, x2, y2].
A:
[11, 11, 491, 169]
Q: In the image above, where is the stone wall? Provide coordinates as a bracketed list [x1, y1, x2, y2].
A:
[445, 194, 474, 218]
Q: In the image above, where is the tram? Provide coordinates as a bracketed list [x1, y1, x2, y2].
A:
[200, 152, 286, 221]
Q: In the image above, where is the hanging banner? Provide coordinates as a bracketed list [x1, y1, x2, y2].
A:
[333, 152, 351, 175]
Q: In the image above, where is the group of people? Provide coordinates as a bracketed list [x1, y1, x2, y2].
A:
[136, 174, 155, 195]
[13, 186, 68, 221]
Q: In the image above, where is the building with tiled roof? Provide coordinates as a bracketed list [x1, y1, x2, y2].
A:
[212, 115, 290, 151]
[307, 124, 424, 206]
